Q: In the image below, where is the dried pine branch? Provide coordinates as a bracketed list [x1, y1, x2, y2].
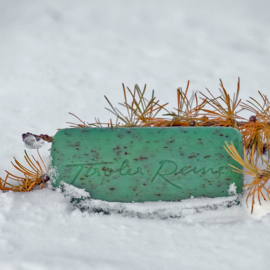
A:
[200, 78, 245, 128]
[0, 151, 50, 192]
[224, 142, 270, 213]
[105, 84, 168, 127]
[241, 92, 270, 156]
[240, 117, 266, 159]
[154, 81, 206, 127]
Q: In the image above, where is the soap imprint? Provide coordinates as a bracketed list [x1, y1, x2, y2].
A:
[64, 159, 225, 189]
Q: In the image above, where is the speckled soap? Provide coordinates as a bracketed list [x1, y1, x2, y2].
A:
[51, 127, 243, 202]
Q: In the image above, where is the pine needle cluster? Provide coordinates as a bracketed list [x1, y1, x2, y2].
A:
[0, 151, 49, 192]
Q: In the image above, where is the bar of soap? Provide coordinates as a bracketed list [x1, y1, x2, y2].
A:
[51, 127, 243, 202]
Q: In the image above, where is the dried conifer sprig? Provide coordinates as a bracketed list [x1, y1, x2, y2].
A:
[240, 92, 270, 155]
[151, 81, 206, 127]
[0, 150, 50, 192]
[199, 78, 245, 128]
[104, 84, 168, 127]
[224, 142, 270, 213]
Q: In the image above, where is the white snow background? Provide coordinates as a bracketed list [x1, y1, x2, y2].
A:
[1, 0, 270, 269]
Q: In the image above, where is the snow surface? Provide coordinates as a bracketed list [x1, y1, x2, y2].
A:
[1, 0, 270, 269]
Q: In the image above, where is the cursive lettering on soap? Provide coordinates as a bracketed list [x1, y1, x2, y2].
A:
[151, 160, 225, 189]
[66, 159, 145, 184]
[65, 159, 225, 188]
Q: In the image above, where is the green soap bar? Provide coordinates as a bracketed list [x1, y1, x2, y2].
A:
[51, 127, 243, 202]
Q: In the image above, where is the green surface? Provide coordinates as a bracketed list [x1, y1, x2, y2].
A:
[51, 127, 243, 202]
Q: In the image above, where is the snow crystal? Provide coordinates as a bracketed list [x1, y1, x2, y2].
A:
[228, 182, 237, 196]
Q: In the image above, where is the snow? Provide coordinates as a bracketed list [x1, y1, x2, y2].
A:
[22, 133, 45, 149]
[228, 183, 237, 196]
[1, 0, 270, 269]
